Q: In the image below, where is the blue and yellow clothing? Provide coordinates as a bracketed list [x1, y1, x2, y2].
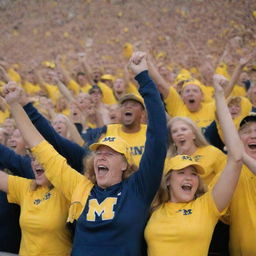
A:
[32, 71, 168, 256]
[24, 102, 86, 173]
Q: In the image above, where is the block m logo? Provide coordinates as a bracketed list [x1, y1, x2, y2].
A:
[87, 197, 117, 221]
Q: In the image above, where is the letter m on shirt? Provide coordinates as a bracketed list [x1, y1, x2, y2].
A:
[86, 197, 117, 221]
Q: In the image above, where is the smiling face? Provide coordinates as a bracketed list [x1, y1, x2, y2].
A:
[167, 166, 199, 203]
[31, 158, 51, 187]
[120, 100, 144, 129]
[170, 120, 197, 155]
[93, 145, 127, 189]
[181, 84, 203, 112]
[239, 122, 256, 159]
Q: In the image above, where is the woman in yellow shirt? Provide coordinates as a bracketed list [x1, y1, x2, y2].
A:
[0, 156, 72, 256]
[145, 75, 243, 256]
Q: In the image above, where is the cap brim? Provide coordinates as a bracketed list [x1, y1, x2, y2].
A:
[239, 115, 256, 128]
[119, 94, 145, 109]
[171, 163, 205, 175]
[89, 142, 122, 155]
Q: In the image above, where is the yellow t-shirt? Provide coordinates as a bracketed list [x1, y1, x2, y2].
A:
[165, 87, 215, 132]
[145, 192, 223, 256]
[229, 165, 256, 256]
[32, 140, 94, 223]
[97, 81, 117, 105]
[80, 83, 91, 93]
[22, 81, 41, 95]
[191, 145, 227, 186]
[230, 84, 246, 97]
[67, 79, 80, 95]
[44, 83, 61, 104]
[203, 85, 214, 103]
[126, 82, 139, 94]
[105, 124, 147, 167]
[7, 176, 72, 256]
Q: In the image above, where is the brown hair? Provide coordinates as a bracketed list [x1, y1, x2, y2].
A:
[227, 96, 241, 107]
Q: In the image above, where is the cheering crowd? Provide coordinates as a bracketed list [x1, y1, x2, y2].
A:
[0, 31, 256, 256]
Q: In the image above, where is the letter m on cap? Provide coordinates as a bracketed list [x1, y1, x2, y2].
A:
[102, 137, 116, 142]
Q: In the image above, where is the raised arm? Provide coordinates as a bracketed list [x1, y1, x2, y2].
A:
[129, 52, 168, 202]
[147, 57, 170, 99]
[212, 74, 243, 212]
[3, 82, 85, 200]
[3, 82, 44, 148]
[224, 50, 256, 98]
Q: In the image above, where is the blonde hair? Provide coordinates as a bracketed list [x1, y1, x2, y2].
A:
[151, 170, 207, 212]
[83, 152, 138, 184]
[52, 114, 72, 138]
[227, 96, 241, 107]
[167, 117, 208, 157]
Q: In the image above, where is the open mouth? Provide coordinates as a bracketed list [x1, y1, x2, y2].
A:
[188, 99, 195, 104]
[179, 139, 186, 146]
[35, 169, 44, 176]
[248, 143, 256, 150]
[181, 184, 192, 191]
[98, 165, 109, 173]
[124, 111, 132, 117]
[9, 143, 17, 149]
[110, 115, 116, 120]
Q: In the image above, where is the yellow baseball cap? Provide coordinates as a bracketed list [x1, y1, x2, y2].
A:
[101, 74, 115, 81]
[119, 93, 145, 109]
[164, 155, 205, 175]
[89, 136, 134, 165]
[182, 78, 208, 98]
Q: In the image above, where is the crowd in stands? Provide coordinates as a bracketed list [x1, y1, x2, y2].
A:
[0, 33, 256, 256]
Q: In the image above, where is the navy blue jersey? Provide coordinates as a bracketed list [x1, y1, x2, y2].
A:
[71, 71, 168, 256]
